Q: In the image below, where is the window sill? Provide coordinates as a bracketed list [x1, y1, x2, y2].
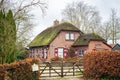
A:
[65, 39, 75, 41]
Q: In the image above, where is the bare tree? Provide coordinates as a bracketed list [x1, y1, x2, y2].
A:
[107, 9, 120, 44]
[98, 9, 120, 44]
[62, 1, 101, 33]
[0, 0, 47, 46]
[98, 22, 111, 41]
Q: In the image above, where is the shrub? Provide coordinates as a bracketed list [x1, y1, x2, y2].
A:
[64, 56, 79, 62]
[0, 64, 5, 80]
[50, 57, 63, 61]
[68, 47, 76, 57]
[50, 56, 81, 62]
[0, 58, 40, 80]
[84, 51, 120, 79]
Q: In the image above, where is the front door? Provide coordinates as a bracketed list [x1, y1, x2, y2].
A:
[58, 48, 63, 58]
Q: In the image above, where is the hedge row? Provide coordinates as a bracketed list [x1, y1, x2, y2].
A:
[84, 51, 120, 79]
[50, 56, 79, 62]
[0, 58, 40, 80]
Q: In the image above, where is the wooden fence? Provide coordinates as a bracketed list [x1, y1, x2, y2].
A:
[40, 59, 83, 78]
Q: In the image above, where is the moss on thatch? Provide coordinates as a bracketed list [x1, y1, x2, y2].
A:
[29, 22, 80, 47]
[73, 33, 105, 46]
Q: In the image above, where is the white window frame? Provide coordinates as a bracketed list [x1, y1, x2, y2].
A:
[70, 33, 74, 40]
[58, 48, 64, 58]
[65, 32, 74, 40]
[65, 33, 70, 40]
[44, 48, 47, 59]
[78, 49, 84, 56]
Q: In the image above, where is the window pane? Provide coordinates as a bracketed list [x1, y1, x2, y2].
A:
[44, 49, 47, 59]
[95, 44, 101, 46]
[58, 48, 63, 58]
[65, 33, 69, 40]
[70, 33, 74, 40]
[78, 49, 84, 56]
[32, 49, 34, 53]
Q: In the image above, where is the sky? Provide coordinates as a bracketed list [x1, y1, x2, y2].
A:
[31, 0, 120, 42]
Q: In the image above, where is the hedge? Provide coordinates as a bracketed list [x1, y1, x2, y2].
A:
[50, 56, 80, 62]
[0, 58, 40, 80]
[84, 51, 120, 79]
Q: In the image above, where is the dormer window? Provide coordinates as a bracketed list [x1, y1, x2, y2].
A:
[65, 32, 74, 40]
[70, 33, 74, 40]
[65, 33, 69, 40]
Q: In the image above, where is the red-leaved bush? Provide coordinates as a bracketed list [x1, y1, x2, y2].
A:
[84, 51, 120, 79]
[50, 56, 81, 62]
[0, 58, 40, 80]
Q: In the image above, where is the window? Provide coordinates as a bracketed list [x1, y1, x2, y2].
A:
[65, 33, 69, 40]
[31, 49, 34, 53]
[44, 49, 47, 59]
[54, 48, 65, 58]
[38, 49, 41, 53]
[43, 48, 47, 59]
[70, 33, 74, 40]
[78, 49, 84, 56]
[95, 44, 101, 46]
[36, 49, 39, 54]
[65, 32, 74, 40]
[58, 48, 64, 58]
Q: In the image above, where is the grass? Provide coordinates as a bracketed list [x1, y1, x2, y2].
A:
[52, 76, 81, 80]
[75, 71, 83, 75]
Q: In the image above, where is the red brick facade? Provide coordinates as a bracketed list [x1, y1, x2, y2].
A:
[48, 31, 80, 61]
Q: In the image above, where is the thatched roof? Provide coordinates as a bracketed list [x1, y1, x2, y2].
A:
[29, 22, 81, 47]
[73, 33, 105, 46]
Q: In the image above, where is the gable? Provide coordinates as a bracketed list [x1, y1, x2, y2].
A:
[88, 41, 111, 51]
[50, 30, 80, 48]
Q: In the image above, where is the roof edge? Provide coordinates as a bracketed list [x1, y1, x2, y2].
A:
[29, 45, 49, 48]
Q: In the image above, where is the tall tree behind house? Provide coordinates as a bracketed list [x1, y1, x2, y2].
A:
[62, 1, 101, 33]
[109, 9, 120, 44]
[100, 9, 120, 44]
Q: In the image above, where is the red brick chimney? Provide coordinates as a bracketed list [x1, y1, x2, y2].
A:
[53, 19, 59, 26]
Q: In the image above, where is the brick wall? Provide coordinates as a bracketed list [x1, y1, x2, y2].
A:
[88, 41, 111, 52]
[47, 31, 80, 61]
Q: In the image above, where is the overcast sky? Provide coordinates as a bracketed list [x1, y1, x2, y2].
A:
[32, 0, 120, 40]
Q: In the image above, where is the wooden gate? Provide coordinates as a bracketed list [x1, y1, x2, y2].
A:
[40, 59, 83, 78]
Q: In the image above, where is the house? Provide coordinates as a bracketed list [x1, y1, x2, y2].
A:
[29, 20, 111, 61]
[72, 33, 111, 56]
[112, 44, 120, 50]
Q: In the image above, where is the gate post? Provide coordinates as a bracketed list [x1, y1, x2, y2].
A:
[49, 62, 51, 77]
[73, 63, 75, 76]
[61, 61, 64, 77]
